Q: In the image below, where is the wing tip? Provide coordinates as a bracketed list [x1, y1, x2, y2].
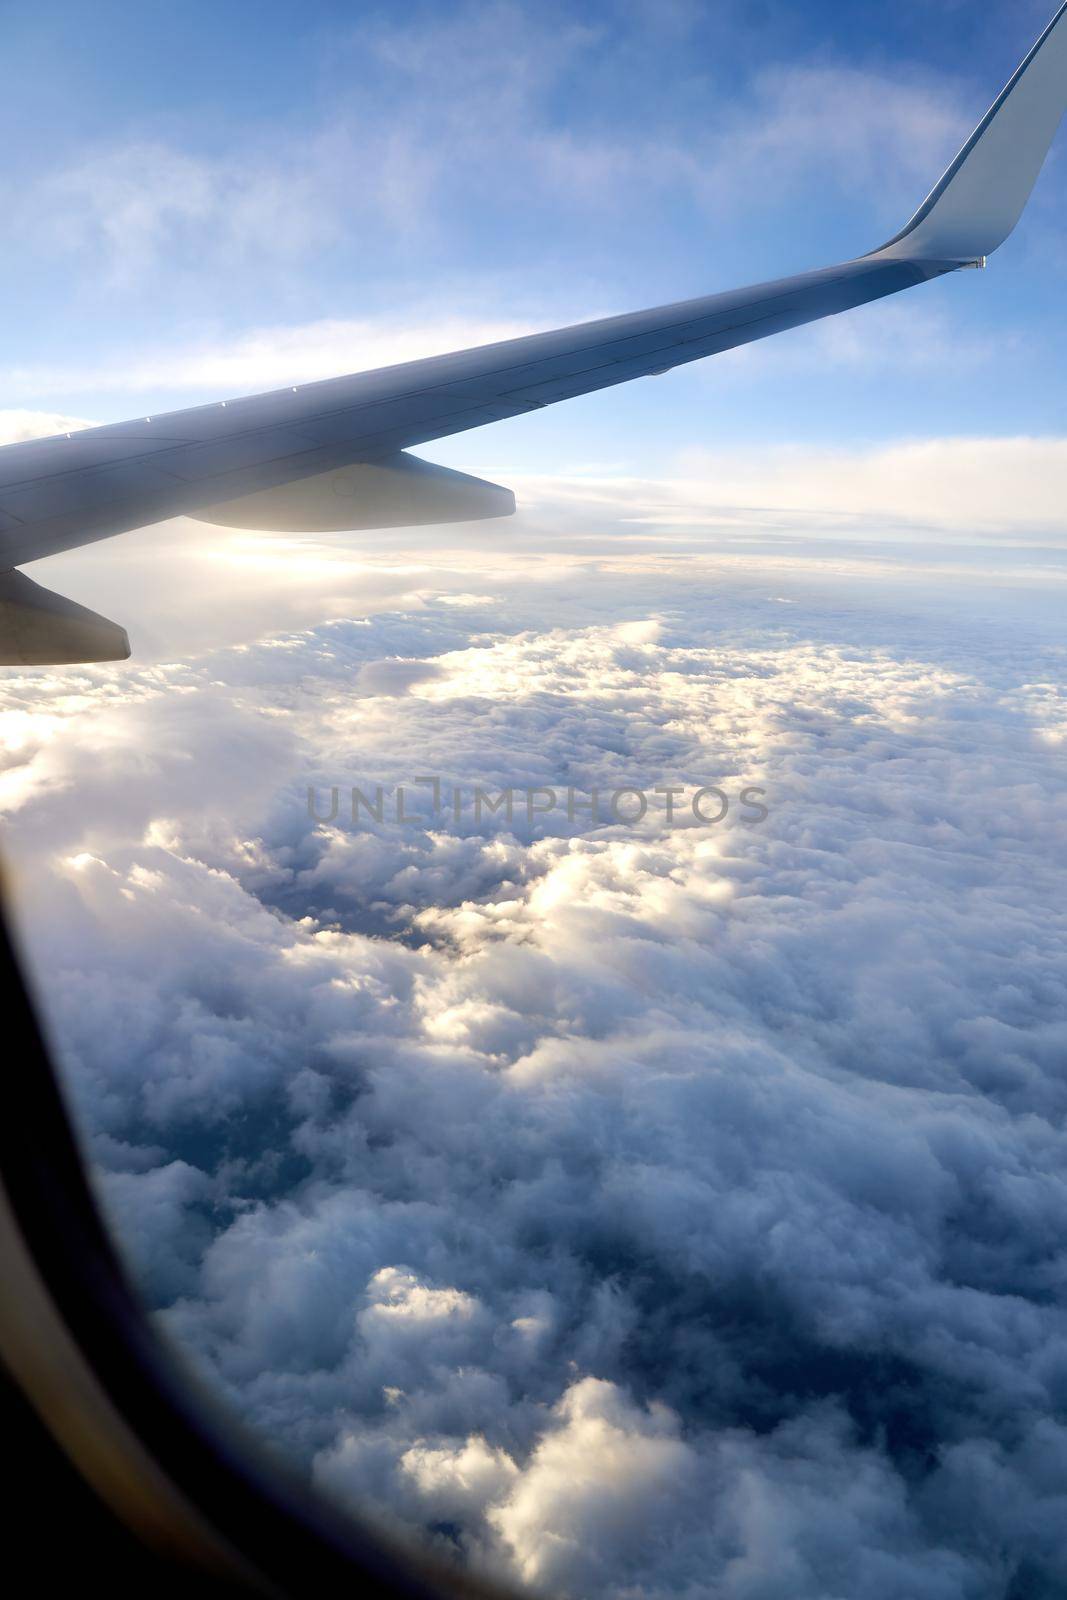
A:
[871, 1, 1067, 264]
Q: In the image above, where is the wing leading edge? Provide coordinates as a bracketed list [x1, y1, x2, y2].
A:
[1, 3, 1065, 662]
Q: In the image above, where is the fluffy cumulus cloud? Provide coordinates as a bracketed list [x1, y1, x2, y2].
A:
[3, 486, 1067, 1598]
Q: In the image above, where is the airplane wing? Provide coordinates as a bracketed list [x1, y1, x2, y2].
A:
[2, 2, 1065, 663]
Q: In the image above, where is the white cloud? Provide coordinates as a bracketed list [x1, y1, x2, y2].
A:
[487, 1379, 695, 1592]
[400, 1435, 519, 1520]
[4, 483, 1067, 1596]
[705, 60, 970, 213]
[25, 138, 344, 288]
[518, 435, 1067, 543]
[671, 434, 1067, 538]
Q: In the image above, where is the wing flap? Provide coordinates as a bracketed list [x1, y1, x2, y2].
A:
[0, 570, 130, 666]
[194, 451, 515, 533]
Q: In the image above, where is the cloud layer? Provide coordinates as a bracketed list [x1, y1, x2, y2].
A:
[3, 489, 1067, 1597]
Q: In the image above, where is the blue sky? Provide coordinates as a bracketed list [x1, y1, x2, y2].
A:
[1, 0, 1065, 474]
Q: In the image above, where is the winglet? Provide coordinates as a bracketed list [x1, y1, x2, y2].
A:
[873, 1, 1067, 263]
